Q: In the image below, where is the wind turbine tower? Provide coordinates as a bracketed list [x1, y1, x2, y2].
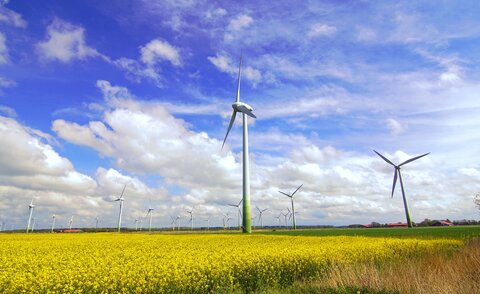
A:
[373, 150, 429, 228]
[51, 214, 56, 233]
[114, 184, 127, 233]
[69, 215, 73, 230]
[279, 184, 303, 230]
[26, 198, 35, 233]
[222, 55, 257, 234]
[256, 206, 268, 228]
[228, 199, 243, 230]
[146, 205, 154, 232]
[186, 207, 194, 230]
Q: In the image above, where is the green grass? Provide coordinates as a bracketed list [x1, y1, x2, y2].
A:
[256, 226, 480, 240]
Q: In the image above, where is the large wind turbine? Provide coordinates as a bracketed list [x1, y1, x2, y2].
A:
[26, 198, 35, 233]
[146, 205, 154, 232]
[114, 184, 127, 233]
[373, 150, 429, 228]
[256, 206, 268, 228]
[279, 184, 303, 230]
[222, 55, 257, 234]
[228, 199, 242, 230]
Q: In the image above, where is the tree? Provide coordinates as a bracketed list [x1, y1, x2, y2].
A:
[474, 193, 480, 211]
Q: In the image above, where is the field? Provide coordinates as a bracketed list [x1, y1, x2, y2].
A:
[0, 227, 478, 293]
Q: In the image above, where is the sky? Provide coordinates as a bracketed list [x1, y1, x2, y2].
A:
[1, 0, 479, 230]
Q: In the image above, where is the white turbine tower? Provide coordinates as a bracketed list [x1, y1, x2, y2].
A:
[31, 218, 36, 232]
[170, 216, 177, 231]
[68, 215, 73, 230]
[146, 205, 154, 232]
[222, 55, 257, 234]
[204, 217, 210, 231]
[256, 206, 268, 228]
[26, 198, 35, 233]
[228, 199, 243, 230]
[114, 184, 127, 233]
[51, 214, 56, 233]
[134, 218, 139, 231]
[373, 150, 430, 228]
[95, 217, 99, 232]
[279, 184, 303, 230]
[186, 207, 194, 230]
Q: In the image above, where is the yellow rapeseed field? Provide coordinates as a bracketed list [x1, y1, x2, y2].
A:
[0, 233, 460, 293]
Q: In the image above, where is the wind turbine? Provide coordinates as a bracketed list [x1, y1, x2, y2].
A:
[51, 214, 56, 233]
[95, 217, 99, 232]
[204, 217, 210, 231]
[256, 206, 268, 228]
[31, 218, 36, 232]
[170, 216, 176, 231]
[281, 210, 289, 228]
[26, 197, 35, 233]
[279, 184, 303, 230]
[146, 205, 154, 232]
[68, 215, 73, 230]
[134, 218, 139, 231]
[114, 184, 127, 233]
[274, 215, 281, 227]
[222, 55, 257, 234]
[228, 199, 243, 230]
[186, 207, 194, 230]
[373, 150, 430, 228]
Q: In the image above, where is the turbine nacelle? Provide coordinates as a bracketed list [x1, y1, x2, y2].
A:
[232, 102, 256, 118]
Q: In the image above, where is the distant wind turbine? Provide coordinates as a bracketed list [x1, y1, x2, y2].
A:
[281, 210, 289, 228]
[373, 150, 430, 228]
[114, 184, 127, 233]
[222, 55, 257, 234]
[31, 218, 36, 232]
[256, 206, 268, 228]
[51, 214, 56, 233]
[134, 218, 139, 231]
[204, 217, 210, 231]
[26, 198, 35, 233]
[275, 215, 281, 227]
[186, 206, 194, 230]
[68, 215, 73, 230]
[95, 217, 99, 232]
[146, 204, 154, 232]
[279, 184, 303, 230]
[228, 199, 243, 230]
[170, 216, 176, 231]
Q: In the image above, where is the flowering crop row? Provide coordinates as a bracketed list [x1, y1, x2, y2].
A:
[0, 233, 461, 293]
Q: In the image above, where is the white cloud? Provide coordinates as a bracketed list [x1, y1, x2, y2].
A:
[385, 118, 406, 135]
[0, 4, 27, 28]
[307, 23, 337, 38]
[0, 76, 15, 88]
[208, 53, 262, 84]
[224, 14, 253, 41]
[228, 14, 253, 31]
[0, 32, 7, 64]
[205, 7, 227, 20]
[140, 38, 181, 67]
[0, 105, 15, 117]
[36, 18, 100, 63]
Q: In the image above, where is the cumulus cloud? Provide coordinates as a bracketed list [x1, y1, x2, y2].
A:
[36, 18, 100, 63]
[112, 39, 181, 87]
[208, 53, 262, 84]
[0, 3, 27, 28]
[224, 14, 253, 41]
[307, 23, 337, 38]
[140, 39, 181, 67]
[385, 118, 406, 135]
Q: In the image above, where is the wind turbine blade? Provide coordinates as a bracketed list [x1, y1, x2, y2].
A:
[228, 204, 237, 207]
[236, 54, 242, 103]
[291, 184, 303, 197]
[279, 191, 292, 198]
[373, 150, 396, 166]
[221, 110, 237, 150]
[398, 152, 430, 167]
[256, 206, 261, 213]
[391, 168, 398, 198]
[237, 199, 243, 206]
[120, 184, 127, 198]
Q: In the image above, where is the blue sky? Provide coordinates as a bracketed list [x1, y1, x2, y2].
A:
[1, 0, 480, 230]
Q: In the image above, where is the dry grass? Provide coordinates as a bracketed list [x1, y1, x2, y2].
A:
[270, 239, 480, 294]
